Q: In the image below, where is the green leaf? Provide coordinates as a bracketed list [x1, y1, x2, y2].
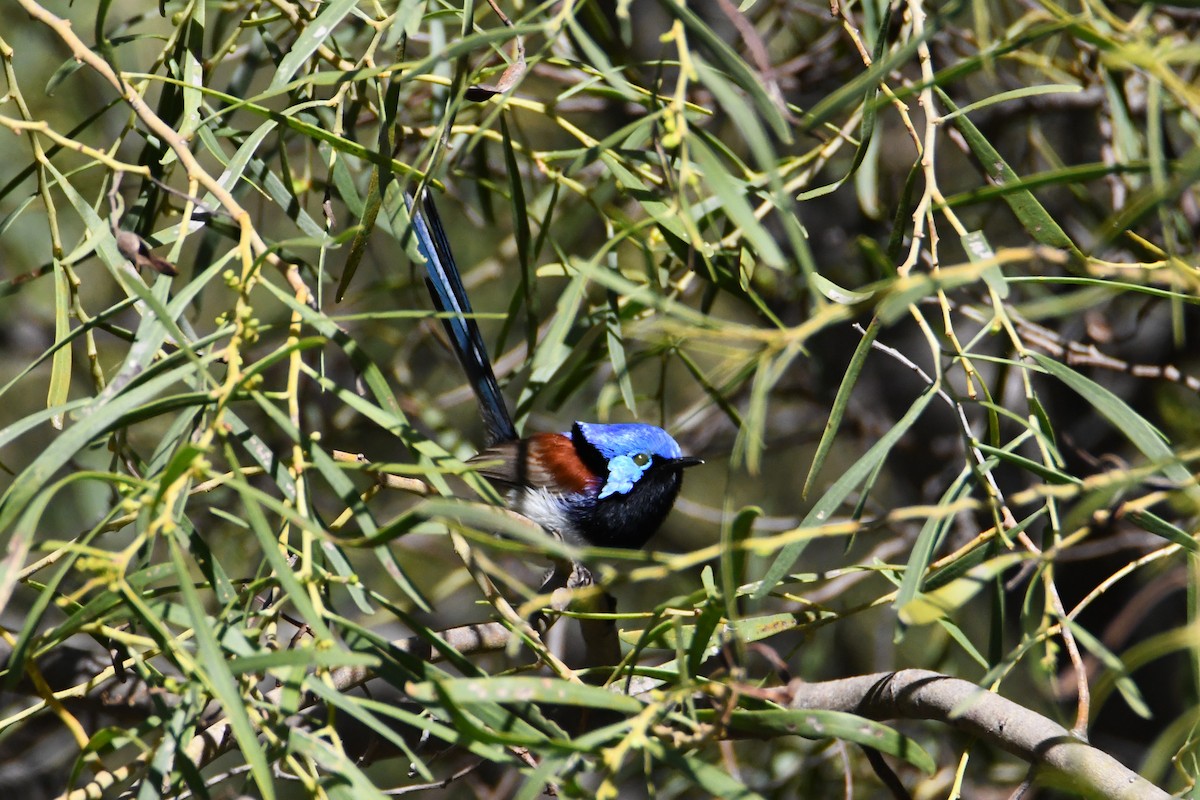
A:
[303, 680, 434, 779]
[1030, 353, 1198, 502]
[268, 0, 359, 91]
[514, 268, 586, 423]
[940, 83, 1082, 122]
[653, 742, 766, 799]
[0, 361, 197, 612]
[972, 441, 1080, 485]
[938, 88, 1080, 256]
[690, 137, 785, 269]
[337, 163, 384, 302]
[754, 387, 937, 600]
[176, 1, 205, 143]
[227, 647, 378, 677]
[47, 261, 72, 428]
[893, 471, 973, 625]
[618, 611, 827, 655]
[1066, 619, 1152, 720]
[654, 0, 790, 143]
[804, 318, 877, 498]
[288, 728, 390, 799]
[961, 230, 1009, 299]
[168, 536, 276, 800]
[407, 676, 643, 714]
[713, 708, 936, 774]
[1125, 509, 1199, 554]
[898, 553, 1025, 626]
[220, 452, 336, 642]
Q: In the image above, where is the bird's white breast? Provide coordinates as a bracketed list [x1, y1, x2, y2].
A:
[510, 487, 584, 545]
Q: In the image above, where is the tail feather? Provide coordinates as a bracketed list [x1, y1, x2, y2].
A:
[407, 191, 518, 445]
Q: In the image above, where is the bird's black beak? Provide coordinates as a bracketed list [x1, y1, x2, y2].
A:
[672, 456, 704, 469]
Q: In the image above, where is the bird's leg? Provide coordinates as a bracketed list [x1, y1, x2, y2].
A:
[530, 556, 577, 634]
[530, 557, 622, 674]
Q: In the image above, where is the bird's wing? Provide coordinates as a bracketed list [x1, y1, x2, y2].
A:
[467, 433, 598, 494]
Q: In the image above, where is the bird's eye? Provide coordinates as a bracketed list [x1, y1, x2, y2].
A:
[632, 452, 650, 467]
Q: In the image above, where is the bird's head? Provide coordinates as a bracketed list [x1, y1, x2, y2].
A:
[566, 422, 702, 548]
[569, 422, 700, 497]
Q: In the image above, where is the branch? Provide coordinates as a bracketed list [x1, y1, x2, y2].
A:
[784, 670, 1166, 800]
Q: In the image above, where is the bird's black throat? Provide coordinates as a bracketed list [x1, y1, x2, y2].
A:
[570, 462, 686, 549]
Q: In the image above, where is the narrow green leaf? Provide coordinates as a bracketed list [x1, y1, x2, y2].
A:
[153, 443, 204, 509]
[961, 230, 1009, 299]
[407, 676, 643, 714]
[0, 362, 197, 611]
[598, 153, 694, 247]
[686, 597, 723, 680]
[310, 443, 425, 611]
[654, 0, 790, 142]
[722, 505, 761, 608]
[893, 472, 974, 623]
[48, 261, 72, 428]
[337, 161, 384, 302]
[940, 160, 1149, 210]
[618, 610, 826, 652]
[713, 708, 936, 774]
[0, 195, 36, 245]
[221, 452, 336, 642]
[1125, 509, 1199, 554]
[304, 679, 434, 779]
[654, 743, 766, 799]
[45, 57, 86, 95]
[228, 647, 377, 676]
[288, 728, 389, 799]
[1030, 353, 1198, 501]
[564, 16, 638, 102]
[168, 536, 276, 800]
[308, 679, 512, 765]
[938, 88, 1080, 256]
[753, 388, 937, 600]
[176, 2, 205, 142]
[268, 0, 359, 91]
[802, 33, 923, 133]
[972, 441, 1080, 485]
[1066, 619, 1152, 720]
[940, 83, 1082, 122]
[693, 60, 778, 182]
[690, 138, 785, 269]
[804, 318, 877, 498]
[898, 554, 1025, 626]
[514, 269, 586, 422]
[604, 291, 636, 414]
[203, 119, 279, 203]
[1099, 143, 1200, 249]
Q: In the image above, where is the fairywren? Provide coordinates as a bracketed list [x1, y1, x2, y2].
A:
[407, 191, 701, 549]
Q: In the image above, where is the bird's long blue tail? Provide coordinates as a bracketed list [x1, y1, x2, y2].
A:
[407, 191, 518, 446]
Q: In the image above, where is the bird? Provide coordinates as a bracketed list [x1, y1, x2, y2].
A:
[406, 189, 701, 549]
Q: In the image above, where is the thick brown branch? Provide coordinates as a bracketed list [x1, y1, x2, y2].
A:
[785, 670, 1166, 800]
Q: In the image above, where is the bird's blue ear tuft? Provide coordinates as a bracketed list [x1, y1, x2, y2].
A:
[597, 454, 646, 498]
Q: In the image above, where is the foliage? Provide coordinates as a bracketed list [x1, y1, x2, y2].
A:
[0, 0, 1198, 797]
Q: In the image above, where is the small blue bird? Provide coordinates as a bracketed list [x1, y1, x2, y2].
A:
[407, 191, 701, 549]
